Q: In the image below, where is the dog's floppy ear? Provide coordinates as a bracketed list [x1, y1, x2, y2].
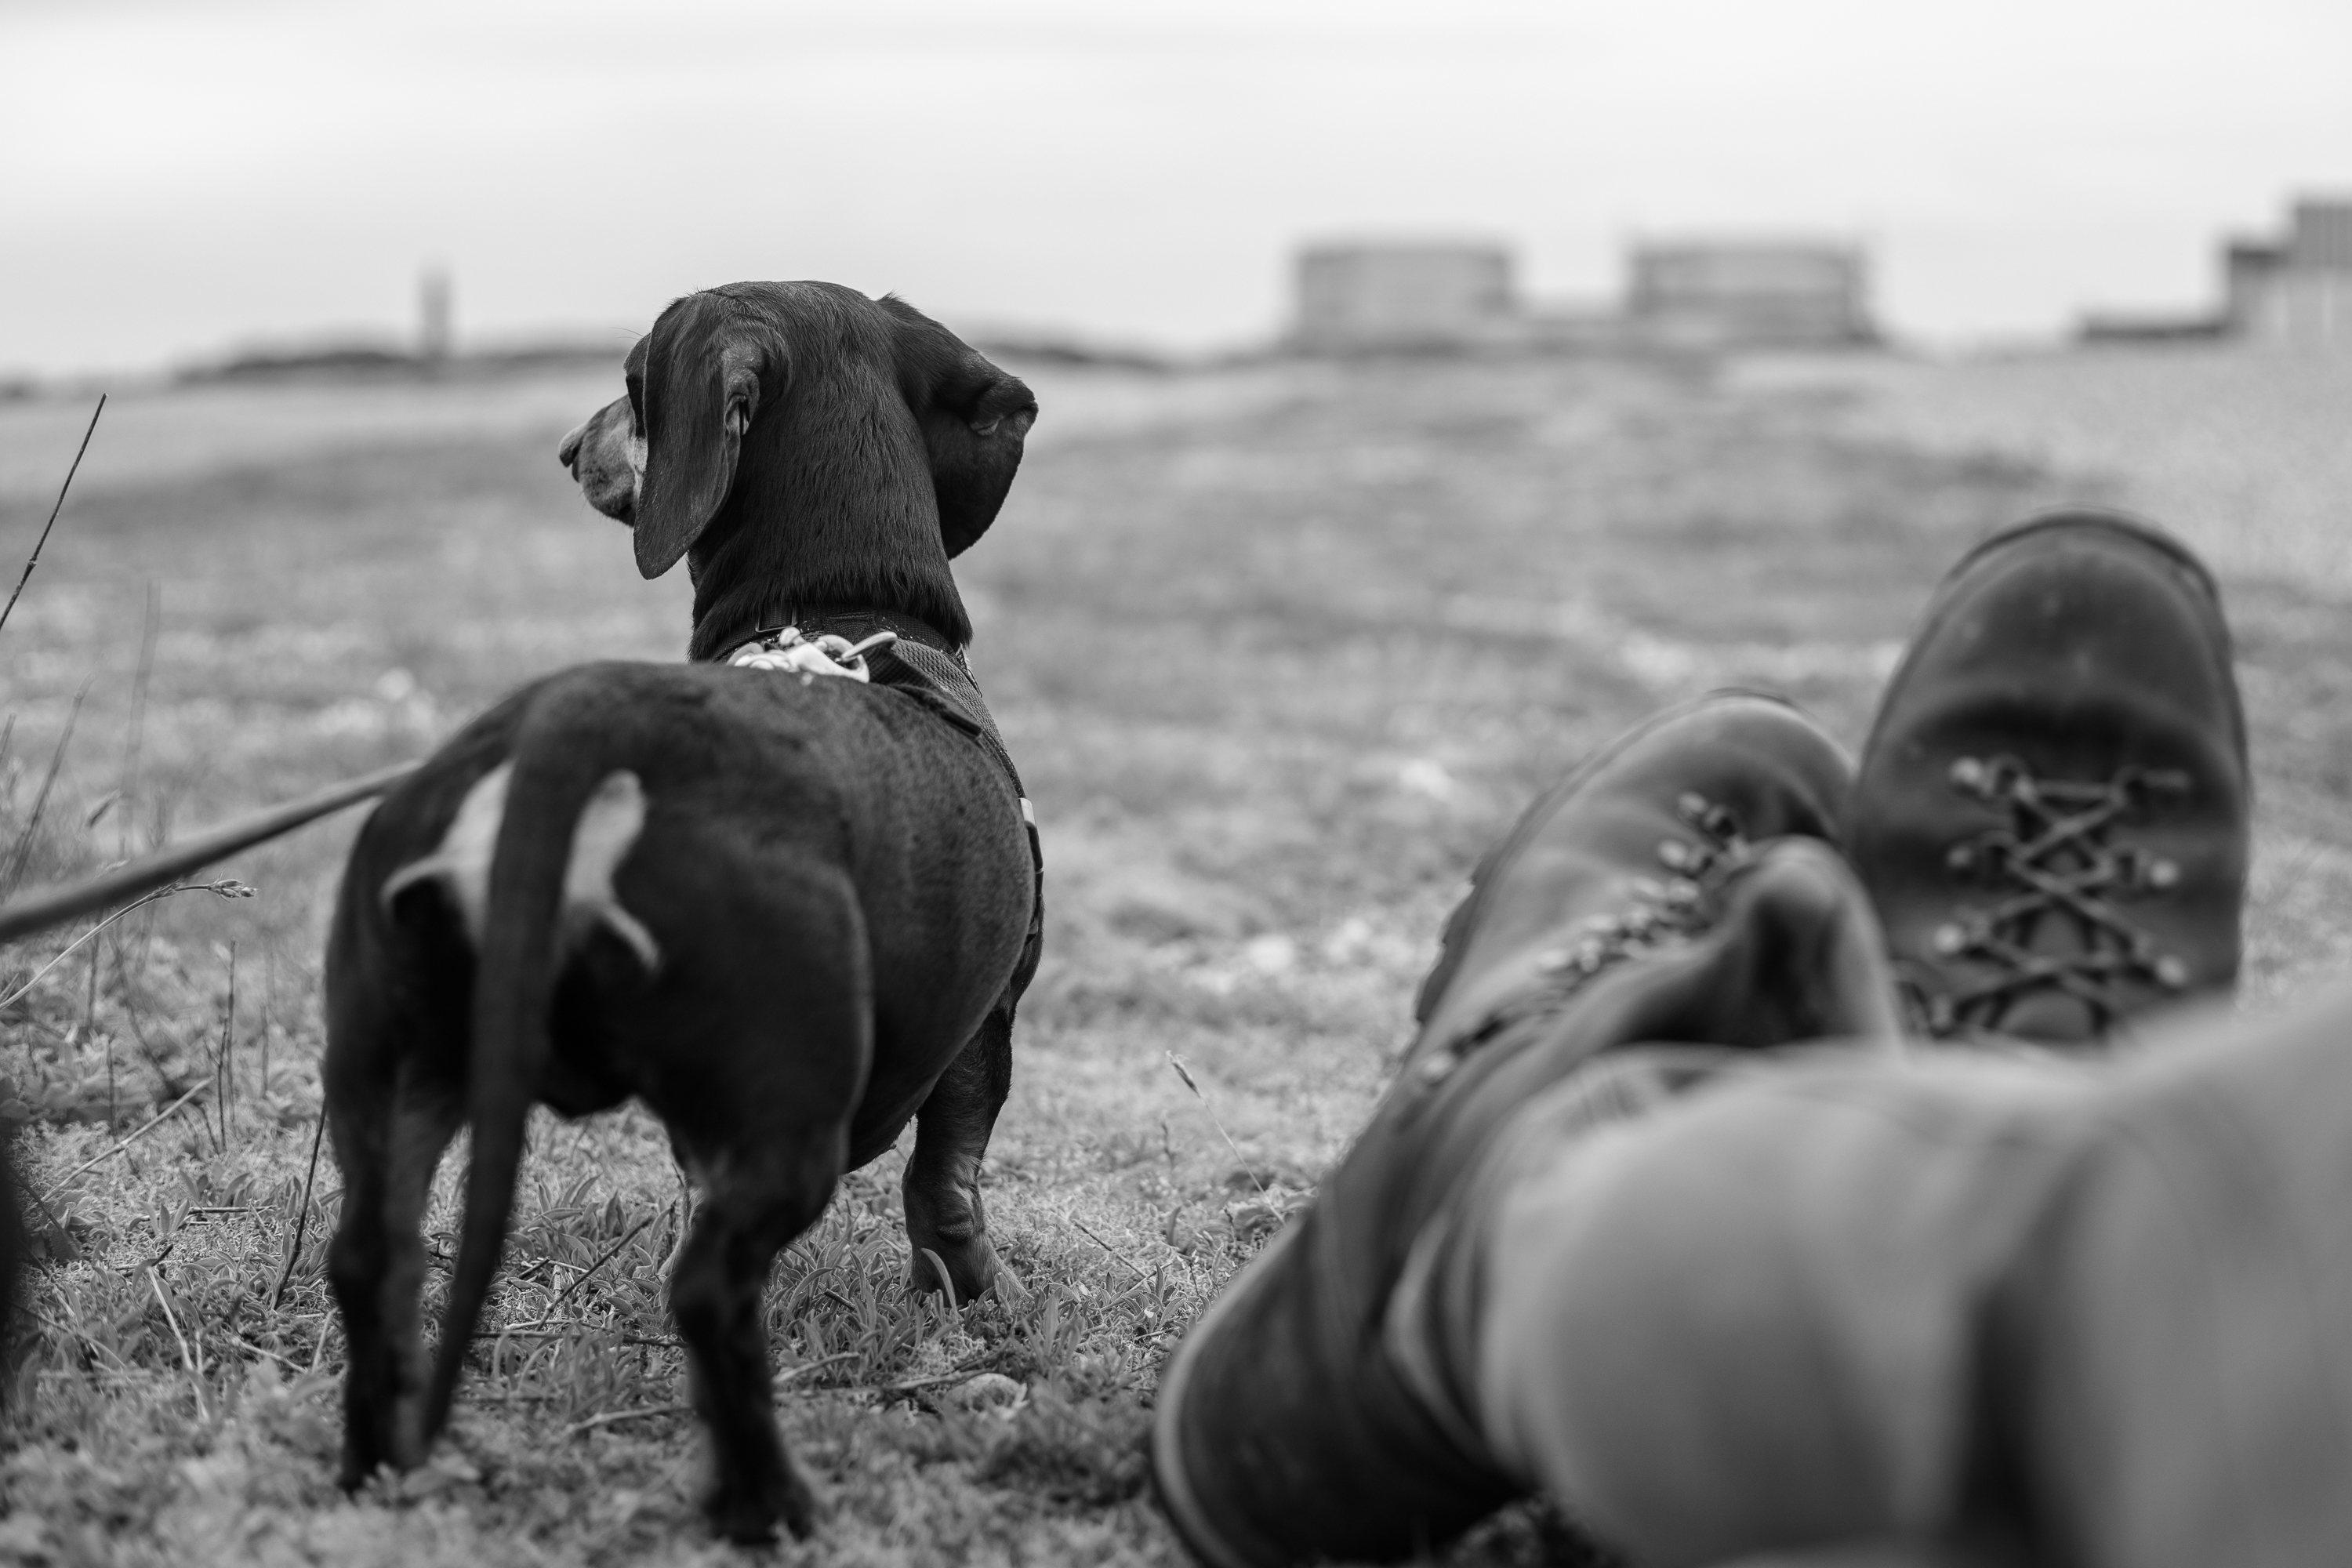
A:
[879, 296, 1036, 558]
[633, 293, 783, 579]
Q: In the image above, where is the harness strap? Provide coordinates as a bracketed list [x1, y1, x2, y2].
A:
[709, 604, 1044, 1005]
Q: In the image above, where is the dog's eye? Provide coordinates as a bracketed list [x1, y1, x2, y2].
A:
[626, 372, 645, 431]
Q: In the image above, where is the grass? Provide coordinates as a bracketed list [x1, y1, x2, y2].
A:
[1, 347, 2350, 1564]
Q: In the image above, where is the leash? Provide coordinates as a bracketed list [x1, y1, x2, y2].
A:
[0, 759, 419, 945]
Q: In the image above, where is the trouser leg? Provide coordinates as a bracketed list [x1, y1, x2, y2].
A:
[1454, 985, 2352, 1568]
[1465, 1045, 2089, 1565]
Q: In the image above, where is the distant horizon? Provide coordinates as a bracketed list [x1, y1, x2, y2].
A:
[18, 213, 2335, 389]
[5, 0, 2347, 379]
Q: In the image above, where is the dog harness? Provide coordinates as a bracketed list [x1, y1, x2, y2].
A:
[717, 608, 1044, 982]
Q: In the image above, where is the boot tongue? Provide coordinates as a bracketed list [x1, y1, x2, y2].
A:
[1987, 869, 2103, 1046]
[1998, 991, 2099, 1042]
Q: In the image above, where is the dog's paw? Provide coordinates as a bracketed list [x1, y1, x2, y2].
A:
[335, 1452, 379, 1495]
[904, 1177, 998, 1305]
[705, 1465, 822, 1544]
[908, 1233, 999, 1306]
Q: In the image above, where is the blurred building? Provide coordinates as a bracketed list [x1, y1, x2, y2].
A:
[1626, 241, 1874, 348]
[1292, 242, 1515, 351]
[418, 266, 453, 362]
[2223, 199, 2352, 349]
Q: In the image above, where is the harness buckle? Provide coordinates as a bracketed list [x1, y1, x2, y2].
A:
[724, 626, 900, 683]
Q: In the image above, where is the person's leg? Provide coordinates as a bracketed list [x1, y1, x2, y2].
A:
[1467, 979, 2352, 1568]
[2000, 981, 2352, 1567]
[1466, 1042, 2097, 1566]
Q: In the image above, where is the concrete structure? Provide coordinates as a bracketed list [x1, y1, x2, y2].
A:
[2224, 199, 2352, 349]
[418, 266, 452, 362]
[1292, 242, 1515, 351]
[1627, 241, 1873, 349]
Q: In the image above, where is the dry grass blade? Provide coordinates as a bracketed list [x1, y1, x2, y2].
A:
[557, 1351, 862, 1439]
[37, 1081, 205, 1204]
[775, 1350, 862, 1386]
[0, 878, 252, 1011]
[270, 1106, 330, 1308]
[867, 1363, 1000, 1396]
[561, 1403, 688, 1438]
[148, 1267, 209, 1423]
[2, 677, 93, 898]
[216, 939, 238, 1146]
[118, 578, 161, 860]
[228, 1334, 307, 1373]
[543, 1212, 656, 1313]
[0, 394, 105, 637]
[918, 1246, 960, 1311]
[1166, 1051, 1272, 1202]
[1070, 1217, 1150, 1281]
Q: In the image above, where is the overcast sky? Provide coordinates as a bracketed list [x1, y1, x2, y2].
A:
[4, 0, 2347, 376]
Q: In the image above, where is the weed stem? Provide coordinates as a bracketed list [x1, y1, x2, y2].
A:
[0, 394, 104, 637]
[271, 1106, 331, 1308]
[1165, 1052, 1272, 1202]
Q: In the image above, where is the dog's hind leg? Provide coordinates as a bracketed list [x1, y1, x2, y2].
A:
[326, 1058, 463, 1486]
[669, 1134, 844, 1543]
[903, 1003, 1014, 1303]
[651, 854, 873, 1543]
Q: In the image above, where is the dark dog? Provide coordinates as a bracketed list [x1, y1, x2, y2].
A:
[322, 281, 1040, 1541]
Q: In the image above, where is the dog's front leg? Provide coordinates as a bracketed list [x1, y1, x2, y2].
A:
[902, 1007, 1013, 1304]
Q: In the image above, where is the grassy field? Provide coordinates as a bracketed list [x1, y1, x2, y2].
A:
[2, 343, 2350, 1566]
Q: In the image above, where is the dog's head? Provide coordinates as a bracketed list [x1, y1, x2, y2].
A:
[557, 337, 649, 525]
[557, 282, 1036, 647]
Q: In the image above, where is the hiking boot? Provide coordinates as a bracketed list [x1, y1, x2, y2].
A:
[1152, 694, 1900, 1566]
[1412, 691, 1860, 1055]
[1847, 510, 2249, 1044]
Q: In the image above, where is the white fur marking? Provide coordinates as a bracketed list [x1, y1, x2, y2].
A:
[379, 762, 659, 971]
[562, 770, 660, 969]
[382, 762, 512, 942]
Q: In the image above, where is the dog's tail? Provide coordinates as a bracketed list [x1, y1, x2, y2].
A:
[420, 691, 643, 1445]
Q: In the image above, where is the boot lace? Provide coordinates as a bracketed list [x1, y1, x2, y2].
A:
[1909, 753, 2192, 1036]
[1416, 792, 1752, 1085]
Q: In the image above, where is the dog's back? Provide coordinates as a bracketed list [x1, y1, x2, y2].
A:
[344, 659, 1032, 1146]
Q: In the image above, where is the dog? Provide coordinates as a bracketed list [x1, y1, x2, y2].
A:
[321, 281, 1041, 1542]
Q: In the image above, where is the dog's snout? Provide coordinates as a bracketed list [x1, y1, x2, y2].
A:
[557, 422, 587, 472]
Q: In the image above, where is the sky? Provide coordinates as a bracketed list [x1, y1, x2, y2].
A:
[3, 0, 2349, 376]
